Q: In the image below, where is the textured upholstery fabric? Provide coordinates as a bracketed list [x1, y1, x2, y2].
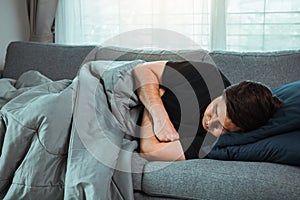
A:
[94, 46, 211, 62]
[3, 41, 95, 80]
[3, 42, 210, 80]
[142, 159, 300, 199]
[4, 42, 300, 89]
[209, 50, 300, 88]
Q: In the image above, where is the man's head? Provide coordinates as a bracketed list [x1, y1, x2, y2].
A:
[202, 81, 282, 137]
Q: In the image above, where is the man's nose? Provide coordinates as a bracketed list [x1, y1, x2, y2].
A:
[207, 118, 214, 127]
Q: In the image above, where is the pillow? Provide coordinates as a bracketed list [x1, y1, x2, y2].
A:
[207, 80, 300, 166]
[208, 130, 300, 166]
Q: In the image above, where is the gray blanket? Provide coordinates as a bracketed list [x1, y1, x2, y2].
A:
[0, 60, 145, 199]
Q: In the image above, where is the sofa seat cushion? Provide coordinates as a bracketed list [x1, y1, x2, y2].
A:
[141, 159, 300, 199]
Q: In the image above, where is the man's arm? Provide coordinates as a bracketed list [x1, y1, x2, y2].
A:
[133, 61, 179, 142]
[140, 109, 186, 161]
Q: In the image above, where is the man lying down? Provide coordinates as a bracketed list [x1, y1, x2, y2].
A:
[133, 61, 282, 161]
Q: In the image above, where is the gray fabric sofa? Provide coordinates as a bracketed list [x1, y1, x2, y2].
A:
[3, 41, 300, 200]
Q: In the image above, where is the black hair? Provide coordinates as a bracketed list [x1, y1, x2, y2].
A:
[225, 81, 282, 132]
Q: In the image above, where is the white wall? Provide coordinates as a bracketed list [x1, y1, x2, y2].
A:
[0, 0, 29, 71]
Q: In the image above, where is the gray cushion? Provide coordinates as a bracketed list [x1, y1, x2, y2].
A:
[3, 42, 210, 80]
[141, 159, 300, 199]
[3, 41, 95, 80]
[209, 50, 300, 88]
[6, 42, 299, 89]
[95, 46, 211, 62]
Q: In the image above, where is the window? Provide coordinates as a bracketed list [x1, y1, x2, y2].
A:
[57, 0, 211, 50]
[56, 0, 300, 51]
[226, 0, 300, 51]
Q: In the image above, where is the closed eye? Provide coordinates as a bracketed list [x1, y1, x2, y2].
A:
[210, 120, 230, 134]
[215, 104, 230, 133]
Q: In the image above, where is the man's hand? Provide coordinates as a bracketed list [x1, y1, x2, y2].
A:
[150, 104, 179, 142]
[153, 118, 179, 142]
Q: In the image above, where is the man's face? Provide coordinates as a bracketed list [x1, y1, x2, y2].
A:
[202, 95, 241, 137]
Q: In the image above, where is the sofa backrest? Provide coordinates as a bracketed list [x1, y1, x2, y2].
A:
[209, 51, 300, 88]
[3, 41, 300, 88]
[3, 41, 95, 80]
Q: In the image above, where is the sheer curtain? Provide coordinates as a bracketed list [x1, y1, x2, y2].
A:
[56, 0, 300, 51]
[56, 0, 212, 50]
[55, 0, 84, 44]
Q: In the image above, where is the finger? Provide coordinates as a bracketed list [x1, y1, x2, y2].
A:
[155, 134, 169, 142]
[170, 132, 179, 139]
[166, 133, 179, 142]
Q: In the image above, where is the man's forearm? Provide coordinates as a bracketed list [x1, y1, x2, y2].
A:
[134, 62, 179, 142]
[134, 64, 165, 117]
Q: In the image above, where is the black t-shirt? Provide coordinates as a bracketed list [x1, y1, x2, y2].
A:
[160, 61, 231, 159]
